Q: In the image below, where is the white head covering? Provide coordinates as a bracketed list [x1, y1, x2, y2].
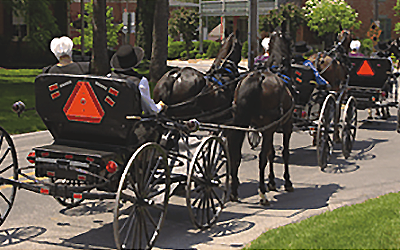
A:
[350, 40, 361, 51]
[261, 37, 270, 52]
[50, 36, 73, 60]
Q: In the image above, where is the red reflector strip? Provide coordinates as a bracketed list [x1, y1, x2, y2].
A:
[48, 83, 59, 92]
[47, 171, 55, 177]
[108, 87, 119, 96]
[51, 91, 61, 99]
[41, 152, 49, 157]
[77, 175, 86, 181]
[40, 187, 50, 195]
[295, 70, 302, 76]
[105, 96, 115, 107]
[86, 157, 94, 162]
[65, 154, 73, 160]
[27, 152, 35, 164]
[73, 193, 83, 200]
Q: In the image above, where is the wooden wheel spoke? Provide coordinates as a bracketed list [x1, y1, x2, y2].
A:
[139, 209, 151, 245]
[0, 163, 14, 175]
[119, 205, 137, 235]
[210, 187, 224, 206]
[0, 191, 11, 206]
[147, 186, 167, 200]
[143, 206, 159, 228]
[0, 147, 11, 166]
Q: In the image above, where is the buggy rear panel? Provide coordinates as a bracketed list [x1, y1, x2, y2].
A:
[35, 74, 159, 148]
[291, 64, 316, 106]
[348, 57, 391, 89]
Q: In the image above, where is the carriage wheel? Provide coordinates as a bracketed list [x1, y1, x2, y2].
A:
[114, 142, 170, 250]
[316, 94, 336, 170]
[0, 126, 18, 226]
[52, 179, 86, 208]
[186, 136, 230, 229]
[341, 96, 357, 159]
[247, 129, 262, 150]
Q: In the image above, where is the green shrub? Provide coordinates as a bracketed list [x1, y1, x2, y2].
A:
[242, 40, 248, 58]
[180, 50, 196, 59]
[205, 42, 221, 58]
[168, 41, 185, 59]
[360, 38, 373, 57]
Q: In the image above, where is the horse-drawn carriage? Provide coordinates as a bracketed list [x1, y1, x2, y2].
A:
[0, 73, 231, 249]
[347, 56, 399, 120]
[247, 29, 358, 170]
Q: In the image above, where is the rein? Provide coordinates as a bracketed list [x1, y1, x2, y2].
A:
[166, 72, 245, 110]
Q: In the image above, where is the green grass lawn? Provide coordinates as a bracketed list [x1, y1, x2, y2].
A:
[245, 192, 400, 249]
[0, 68, 46, 134]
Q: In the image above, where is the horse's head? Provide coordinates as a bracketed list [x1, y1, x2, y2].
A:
[336, 29, 352, 54]
[265, 27, 292, 72]
[209, 32, 242, 75]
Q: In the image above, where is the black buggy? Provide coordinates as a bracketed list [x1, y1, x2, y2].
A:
[347, 57, 399, 121]
[0, 73, 231, 249]
[248, 61, 358, 170]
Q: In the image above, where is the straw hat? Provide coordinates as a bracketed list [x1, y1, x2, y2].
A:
[110, 45, 145, 71]
[50, 36, 73, 60]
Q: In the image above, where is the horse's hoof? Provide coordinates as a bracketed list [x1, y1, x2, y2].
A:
[285, 186, 294, 192]
[259, 199, 270, 206]
[230, 194, 239, 202]
[267, 183, 277, 192]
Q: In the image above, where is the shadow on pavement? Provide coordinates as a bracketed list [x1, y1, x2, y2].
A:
[0, 226, 46, 247]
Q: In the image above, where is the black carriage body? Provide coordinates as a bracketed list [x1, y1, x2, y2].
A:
[348, 57, 392, 109]
[291, 64, 317, 106]
[34, 74, 161, 189]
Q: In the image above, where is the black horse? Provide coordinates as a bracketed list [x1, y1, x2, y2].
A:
[153, 32, 243, 122]
[227, 28, 294, 205]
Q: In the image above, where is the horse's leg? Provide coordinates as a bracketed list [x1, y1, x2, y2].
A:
[258, 131, 273, 206]
[282, 123, 294, 192]
[227, 129, 246, 202]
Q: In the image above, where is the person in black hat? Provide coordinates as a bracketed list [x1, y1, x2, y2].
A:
[109, 45, 166, 115]
[292, 41, 330, 88]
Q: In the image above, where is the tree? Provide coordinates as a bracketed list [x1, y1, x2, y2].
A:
[7, 0, 61, 51]
[91, 0, 109, 75]
[135, 0, 156, 60]
[259, 3, 306, 40]
[303, 0, 361, 46]
[169, 7, 199, 60]
[394, 0, 400, 34]
[71, 1, 123, 53]
[150, 0, 169, 83]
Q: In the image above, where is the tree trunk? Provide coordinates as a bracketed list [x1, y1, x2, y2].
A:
[150, 0, 169, 83]
[135, 0, 156, 60]
[91, 0, 110, 75]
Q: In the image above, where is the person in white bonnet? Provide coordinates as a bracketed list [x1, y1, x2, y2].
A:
[43, 36, 90, 74]
[254, 37, 270, 64]
[349, 40, 364, 57]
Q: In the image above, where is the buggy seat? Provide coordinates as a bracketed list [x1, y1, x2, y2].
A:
[35, 74, 159, 149]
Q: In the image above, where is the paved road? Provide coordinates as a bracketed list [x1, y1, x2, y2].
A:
[1, 109, 400, 249]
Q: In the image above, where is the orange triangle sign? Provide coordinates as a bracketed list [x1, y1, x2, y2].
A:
[63, 81, 105, 123]
[356, 60, 375, 76]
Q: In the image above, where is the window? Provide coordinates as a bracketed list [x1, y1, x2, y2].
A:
[378, 17, 392, 41]
[12, 10, 27, 41]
